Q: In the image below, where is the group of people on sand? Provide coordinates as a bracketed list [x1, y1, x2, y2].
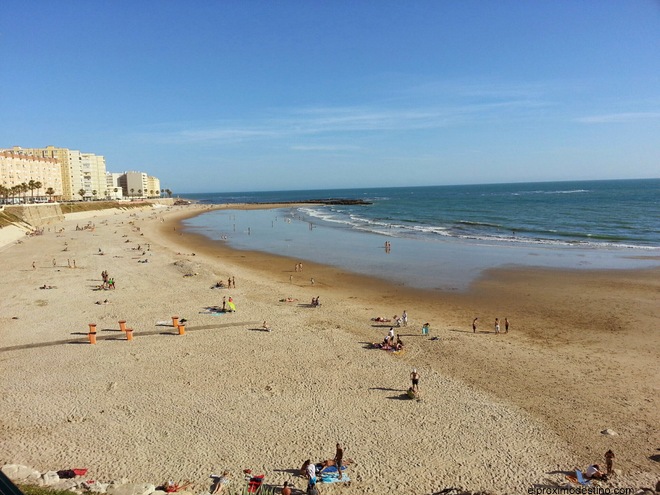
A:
[570, 450, 615, 484]
[311, 296, 321, 307]
[371, 310, 408, 327]
[300, 443, 349, 493]
[472, 317, 510, 334]
[98, 270, 115, 290]
[372, 327, 404, 351]
[210, 443, 349, 495]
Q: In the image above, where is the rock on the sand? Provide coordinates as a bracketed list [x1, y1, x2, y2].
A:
[40, 471, 60, 485]
[1, 464, 41, 482]
[601, 428, 618, 436]
[107, 482, 157, 495]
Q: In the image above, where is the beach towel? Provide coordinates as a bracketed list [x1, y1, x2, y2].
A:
[318, 465, 347, 474]
[319, 473, 350, 484]
[246, 475, 264, 493]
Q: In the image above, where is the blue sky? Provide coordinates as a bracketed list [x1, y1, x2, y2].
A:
[1, 1, 659, 193]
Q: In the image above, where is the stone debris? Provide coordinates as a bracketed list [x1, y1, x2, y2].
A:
[1, 464, 41, 482]
[40, 470, 60, 486]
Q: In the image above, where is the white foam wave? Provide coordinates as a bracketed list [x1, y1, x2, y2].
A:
[295, 207, 658, 250]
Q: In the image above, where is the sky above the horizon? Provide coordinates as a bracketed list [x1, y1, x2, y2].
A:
[1, 1, 659, 193]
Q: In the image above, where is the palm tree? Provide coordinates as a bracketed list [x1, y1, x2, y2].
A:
[114, 187, 119, 199]
[130, 188, 135, 197]
[92, 190, 97, 200]
[137, 189, 142, 198]
[149, 189, 154, 198]
[160, 188, 164, 197]
[104, 190, 108, 200]
[11, 185, 21, 203]
[34, 181, 42, 201]
[0, 185, 7, 204]
[46, 187, 55, 202]
[78, 189, 86, 201]
[28, 180, 36, 202]
[165, 189, 172, 198]
[20, 182, 29, 203]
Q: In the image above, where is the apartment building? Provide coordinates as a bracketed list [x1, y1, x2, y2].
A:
[81, 153, 107, 200]
[106, 172, 124, 200]
[0, 150, 62, 200]
[146, 175, 161, 197]
[119, 171, 148, 198]
[3, 146, 162, 201]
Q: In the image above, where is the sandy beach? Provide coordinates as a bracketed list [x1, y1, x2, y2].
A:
[1, 204, 658, 494]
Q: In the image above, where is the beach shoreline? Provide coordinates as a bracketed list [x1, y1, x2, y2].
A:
[1, 204, 658, 494]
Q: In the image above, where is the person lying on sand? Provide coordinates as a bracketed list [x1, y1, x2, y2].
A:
[211, 281, 226, 289]
[371, 316, 391, 322]
[95, 299, 110, 305]
[280, 297, 298, 302]
[39, 284, 56, 289]
[317, 457, 354, 473]
[209, 471, 231, 493]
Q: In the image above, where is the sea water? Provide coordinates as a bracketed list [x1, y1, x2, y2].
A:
[181, 179, 660, 290]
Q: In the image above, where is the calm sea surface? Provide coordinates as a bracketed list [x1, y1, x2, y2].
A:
[181, 179, 660, 290]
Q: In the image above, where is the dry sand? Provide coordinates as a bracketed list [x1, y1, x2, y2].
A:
[0, 204, 658, 494]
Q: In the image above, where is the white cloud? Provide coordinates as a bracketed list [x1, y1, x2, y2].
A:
[290, 144, 360, 151]
[575, 112, 660, 124]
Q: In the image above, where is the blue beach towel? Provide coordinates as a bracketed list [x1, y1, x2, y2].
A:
[319, 473, 350, 484]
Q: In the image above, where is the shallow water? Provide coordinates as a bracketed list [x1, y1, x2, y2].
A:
[182, 204, 660, 291]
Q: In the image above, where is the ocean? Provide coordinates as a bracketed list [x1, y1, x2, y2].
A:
[181, 179, 660, 290]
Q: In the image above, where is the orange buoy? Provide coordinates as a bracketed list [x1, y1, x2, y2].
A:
[126, 328, 134, 341]
[88, 332, 97, 344]
[171, 316, 179, 327]
[178, 324, 186, 335]
[88, 323, 97, 334]
[119, 320, 127, 332]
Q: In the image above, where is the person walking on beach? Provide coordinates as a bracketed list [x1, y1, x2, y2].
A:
[222, 296, 226, 312]
[505, 317, 510, 333]
[410, 368, 420, 393]
[605, 449, 615, 475]
[402, 310, 408, 326]
[494, 318, 500, 334]
[472, 317, 478, 333]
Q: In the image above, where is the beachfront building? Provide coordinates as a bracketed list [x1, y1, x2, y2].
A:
[0, 150, 62, 202]
[81, 153, 108, 201]
[9, 146, 81, 201]
[106, 173, 124, 200]
[6, 146, 109, 201]
[146, 175, 161, 198]
[119, 171, 149, 199]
